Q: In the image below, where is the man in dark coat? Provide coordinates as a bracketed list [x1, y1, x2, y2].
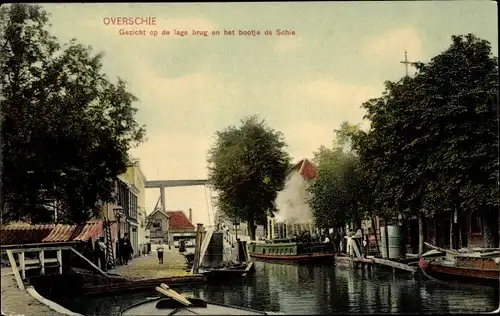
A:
[93, 239, 101, 266]
[120, 233, 133, 265]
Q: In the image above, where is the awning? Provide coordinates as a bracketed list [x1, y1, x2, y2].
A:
[0, 224, 55, 245]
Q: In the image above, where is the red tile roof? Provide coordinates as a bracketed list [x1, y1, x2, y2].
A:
[290, 159, 318, 180]
[0, 224, 54, 245]
[42, 221, 103, 242]
[167, 211, 195, 230]
[0, 221, 103, 245]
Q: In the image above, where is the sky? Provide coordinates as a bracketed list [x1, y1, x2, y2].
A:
[40, 2, 498, 225]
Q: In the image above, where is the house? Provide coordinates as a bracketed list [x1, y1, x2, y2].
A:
[366, 208, 494, 256]
[169, 209, 196, 248]
[121, 159, 149, 255]
[267, 158, 318, 240]
[416, 210, 491, 250]
[116, 175, 139, 255]
[148, 208, 169, 241]
[99, 175, 139, 263]
[147, 208, 195, 247]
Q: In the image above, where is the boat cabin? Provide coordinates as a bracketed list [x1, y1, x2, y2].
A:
[249, 240, 332, 257]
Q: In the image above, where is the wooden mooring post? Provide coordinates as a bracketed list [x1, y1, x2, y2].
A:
[192, 223, 204, 274]
[39, 250, 45, 275]
[338, 230, 417, 277]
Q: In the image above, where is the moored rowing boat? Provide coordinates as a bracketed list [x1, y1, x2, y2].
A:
[418, 255, 500, 288]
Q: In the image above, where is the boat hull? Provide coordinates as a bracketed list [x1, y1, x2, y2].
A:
[419, 257, 500, 288]
[121, 297, 279, 315]
[201, 262, 256, 280]
[249, 252, 336, 263]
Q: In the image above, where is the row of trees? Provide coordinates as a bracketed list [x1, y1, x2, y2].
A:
[206, 34, 498, 249]
[1, 4, 145, 223]
[308, 34, 499, 250]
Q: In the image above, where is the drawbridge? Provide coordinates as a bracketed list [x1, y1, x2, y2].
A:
[146, 179, 215, 243]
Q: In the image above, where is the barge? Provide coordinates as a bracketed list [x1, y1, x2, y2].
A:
[248, 238, 335, 264]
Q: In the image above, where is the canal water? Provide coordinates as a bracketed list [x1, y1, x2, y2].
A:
[47, 262, 498, 315]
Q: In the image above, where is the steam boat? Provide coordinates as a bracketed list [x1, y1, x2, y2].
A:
[249, 158, 332, 263]
[248, 237, 335, 263]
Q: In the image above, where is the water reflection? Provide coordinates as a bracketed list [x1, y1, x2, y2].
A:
[187, 263, 497, 314]
[51, 262, 498, 315]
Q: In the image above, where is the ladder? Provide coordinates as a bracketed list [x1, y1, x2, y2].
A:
[104, 219, 115, 269]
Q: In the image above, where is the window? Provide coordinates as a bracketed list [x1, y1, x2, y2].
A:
[471, 211, 482, 235]
[129, 193, 138, 220]
[153, 219, 162, 228]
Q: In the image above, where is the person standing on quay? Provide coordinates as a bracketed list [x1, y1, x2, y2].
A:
[93, 238, 102, 266]
[97, 237, 107, 270]
[120, 233, 133, 265]
[157, 241, 165, 264]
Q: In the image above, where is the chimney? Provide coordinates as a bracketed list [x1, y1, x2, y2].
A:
[188, 208, 192, 223]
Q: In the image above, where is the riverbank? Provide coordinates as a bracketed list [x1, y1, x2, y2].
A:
[1, 268, 68, 316]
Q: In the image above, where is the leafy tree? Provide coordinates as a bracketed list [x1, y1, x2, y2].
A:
[207, 116, 291, 240]
[415, 34, 498, 247]
[352, 77, 428, 255]
[0, 4, 146, 224]
[308, 122, 368, 230]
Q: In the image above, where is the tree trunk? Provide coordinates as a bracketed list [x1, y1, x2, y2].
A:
[371, 216, 381, 256]
[449, 216, 454, 249]
[483, 209, 499, 248]
[247, 216, 256, 241]
[339, 225, 346, 254]
[383, 218, 390, 259]
[498, 207, 500, 248]
[458, 213, 463, 248]
[418, 215, 424, 257]
[432, 217, 437, 246]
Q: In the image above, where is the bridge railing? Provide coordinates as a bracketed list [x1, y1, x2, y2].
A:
[2, 244, 108, 290]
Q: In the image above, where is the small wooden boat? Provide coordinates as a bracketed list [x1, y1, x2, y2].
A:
[121, 283, 283, 315]
[122, 297, 283, 315]
[248, 238, 335, 264]
[182, 253, 195, 271]
[419, 249, 500, 288]
[200, 262, 255, 280]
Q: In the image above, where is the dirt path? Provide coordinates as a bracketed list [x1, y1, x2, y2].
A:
[109, 248, 190, 279]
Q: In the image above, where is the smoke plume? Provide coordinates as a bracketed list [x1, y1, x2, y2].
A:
[274, 171, 314, 224]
